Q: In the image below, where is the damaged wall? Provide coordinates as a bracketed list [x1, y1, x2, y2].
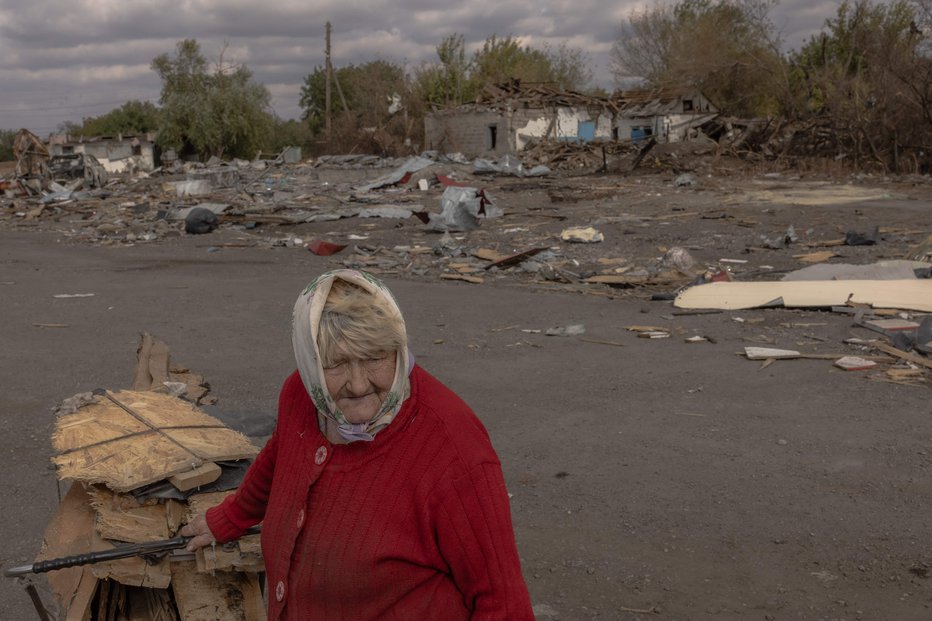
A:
[424, 109, 511, 158]
[615, 92, 719, 143]
[513, 107, 614, 151]
[425, 106, 615, 157]
[49, 135, 157, 173]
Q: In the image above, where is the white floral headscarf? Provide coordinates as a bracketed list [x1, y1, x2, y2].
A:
[292, 269, 411, 443]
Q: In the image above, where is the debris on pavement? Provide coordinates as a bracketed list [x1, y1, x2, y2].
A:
[675, 280, 932, 312]
[834, 356, 878, 371]
[307, 239, 348, 256]
[11, 335, 265, 619]
[425, 186, 501, 232]
[544, 324, 586, 337]
[560, 226, 603, 243]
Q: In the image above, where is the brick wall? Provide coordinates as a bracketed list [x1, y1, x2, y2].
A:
[424, 110, 510, 157]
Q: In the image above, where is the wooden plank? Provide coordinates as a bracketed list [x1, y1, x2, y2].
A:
[169, 462, 222, 492]
[675, 280, 932, 312]
[89, 521, 172, 588]
[36, 483, 102, 620]
[195, 534, 265, 574]
[440, 273, 484, 284]
[65, 570, 98, 621]
[132, 332, 171, 391]
[171, 562, 266, 621]
[472, 248, 504, 262]
[863, 318, 920, 332]
[585, 272, 685, 286]
[872, 341, 932, 370]
[792, 250, 838, 263]
[745, 347, 801, 360]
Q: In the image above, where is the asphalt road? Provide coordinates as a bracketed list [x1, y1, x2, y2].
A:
[2, 229, 930, 620]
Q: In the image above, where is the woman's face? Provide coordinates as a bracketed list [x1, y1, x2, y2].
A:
[323, 345, 397, 424]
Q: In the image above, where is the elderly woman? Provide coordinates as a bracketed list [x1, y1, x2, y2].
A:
[182, 269, 534, 620]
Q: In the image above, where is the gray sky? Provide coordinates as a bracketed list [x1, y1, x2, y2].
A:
[0, 0, 838, 136]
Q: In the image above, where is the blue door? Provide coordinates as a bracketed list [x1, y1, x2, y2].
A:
[631, 127, 647, 144]
[577, 121, 596, 142]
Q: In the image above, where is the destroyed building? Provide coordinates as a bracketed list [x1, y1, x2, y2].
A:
[611, 89, 719, 144]
[48, 133, 158, 173]
[424, 82, 619, 158]
[424, 82, 719, 157]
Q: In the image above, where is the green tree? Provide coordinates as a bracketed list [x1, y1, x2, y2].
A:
[265, 117, 313, 154]
[415, 33, 592, 108]
[471, 35, 591, 92]
[788, 0, 930, 170]
[0, 129, 16, 161]
[415, 34, 474, 106]
[610, 0, 785, 116]
[300, 60, 408, 129]
[152, 39, 273, 159]
[299, 60, 420, 154]
[78, 101, 161, 137]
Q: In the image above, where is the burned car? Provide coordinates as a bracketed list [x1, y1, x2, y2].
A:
[48, 152, 108, 188]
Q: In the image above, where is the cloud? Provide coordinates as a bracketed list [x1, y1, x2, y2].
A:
[0, 0, 839, 133]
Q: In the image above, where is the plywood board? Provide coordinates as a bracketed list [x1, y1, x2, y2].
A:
[52, 390, 258, 492]
[675, 280, 932, 312]
[88, 486, 183, 543]
[171, 563, 266, 621]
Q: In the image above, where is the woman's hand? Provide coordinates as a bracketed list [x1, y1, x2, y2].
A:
[179, 513, 216, 552]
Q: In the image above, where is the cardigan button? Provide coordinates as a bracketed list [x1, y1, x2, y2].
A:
[275, 580, 285, 602]
[296, 509, 305, 529]
[314, 445, 328, 465]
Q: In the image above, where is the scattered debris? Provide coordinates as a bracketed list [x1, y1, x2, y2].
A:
[561, 227, 603, 243]
[545, 324, 586, 337]
[676, 280, 932, 312]
[11, 336, 264, 619]
[845, 226, 880, 246]
[307, 240, 348, 256]
[744, 347, 801, 360]
[440, 273, 484, 284]
[673, 173, 697, 188]
[834, 356, 877, 371]
[426, 186, 501, 232]
[184, 207, 219, 234]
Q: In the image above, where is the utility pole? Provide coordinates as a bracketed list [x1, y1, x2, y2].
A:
[325, 21, 332, 143]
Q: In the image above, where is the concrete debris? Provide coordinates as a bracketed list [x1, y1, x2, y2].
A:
[474, 154, 550, 177]
[673, 173, 697, 187]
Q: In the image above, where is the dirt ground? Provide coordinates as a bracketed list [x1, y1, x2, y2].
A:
[1, 157, 931, 620]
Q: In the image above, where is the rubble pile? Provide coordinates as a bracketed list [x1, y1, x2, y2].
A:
[24, 336, 265, 620]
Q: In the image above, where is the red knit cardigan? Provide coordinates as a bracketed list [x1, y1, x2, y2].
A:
[206, 365, 534, 620]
